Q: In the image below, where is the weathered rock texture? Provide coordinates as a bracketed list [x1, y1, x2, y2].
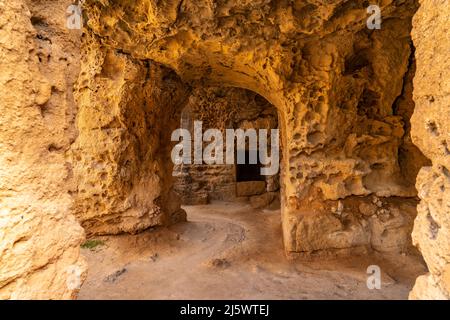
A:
[1, 0, 446, 300]
[81, 0, 427, 254]
[0, 0, 86, 299]
[72, 36, 190, 235]
[173, 87, 279, 206]
[409, 0, 450, 300]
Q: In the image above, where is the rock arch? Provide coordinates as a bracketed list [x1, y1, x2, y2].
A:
[0, 0, 448, 300]
[81, 0, 425, 256]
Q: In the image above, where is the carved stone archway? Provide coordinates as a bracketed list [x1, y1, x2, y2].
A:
[1, 0, 448, 300]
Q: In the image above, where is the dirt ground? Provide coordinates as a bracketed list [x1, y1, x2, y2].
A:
[78, 201, 427, 300]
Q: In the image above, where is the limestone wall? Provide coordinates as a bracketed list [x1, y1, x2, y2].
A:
[72, 35, 190, 235]
[81, 0, 426, 254]
[409, 0, 450, 300]
[0, 0, 86, 299]
[1, 0, 447, 300]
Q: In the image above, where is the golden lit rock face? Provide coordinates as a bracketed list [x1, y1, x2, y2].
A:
[409, 0, 450, 300]
[0, 0, 446, 300]
[80, 0, 426, 253]
[0, 0, 86, 299]
[72, 35, 189, 235]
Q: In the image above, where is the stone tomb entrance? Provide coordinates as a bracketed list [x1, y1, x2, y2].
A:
[173, 87, 281, 210]
[2, 0, 449, 300]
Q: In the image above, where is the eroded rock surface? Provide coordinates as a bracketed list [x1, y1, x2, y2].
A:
[0, 0, 86, 299]
[409, 0, 450, 300]
[0, 0, 446, 301]
[81, 0, 427, 254]
[72, 37, 190, 235]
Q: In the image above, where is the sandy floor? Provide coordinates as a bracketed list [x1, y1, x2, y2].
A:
[78, 201, 427, 300]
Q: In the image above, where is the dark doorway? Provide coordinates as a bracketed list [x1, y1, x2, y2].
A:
[236, 150, 264, 182]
